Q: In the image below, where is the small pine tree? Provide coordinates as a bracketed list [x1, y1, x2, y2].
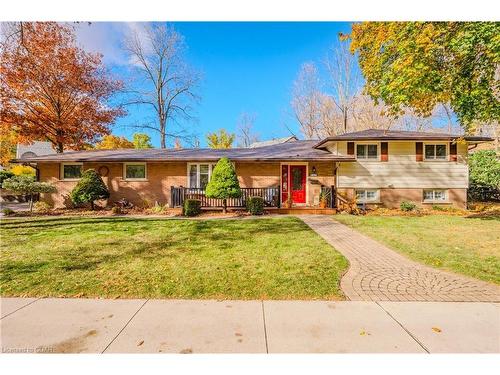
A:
[205, 157, 241, 213]
[70, 169, 110, 210]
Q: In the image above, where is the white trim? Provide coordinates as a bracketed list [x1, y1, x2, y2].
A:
[422, 189, 448, 203]
[279, 162, 309, 206]
[355, 188, 380, 203]
[123, 162, 147, 181]
[355, 142, 380, 161]
[186, 162, 215, 188]
[423, 142, 449, 162]
[60, 162, 83, 181]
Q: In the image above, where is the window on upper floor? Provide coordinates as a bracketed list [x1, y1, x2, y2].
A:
[356, 144, 378, 160]
[424, 144, 447, 160]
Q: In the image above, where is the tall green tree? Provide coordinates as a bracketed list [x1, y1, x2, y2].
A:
[205, 157, 241, 213]
[469, 150, 500, 188]
[350, 22, 500, 131]
[206, 129, 235, 149]
[132, 133, 153, 149]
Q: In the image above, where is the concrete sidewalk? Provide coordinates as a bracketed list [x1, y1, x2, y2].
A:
[1, 298, 499, 353]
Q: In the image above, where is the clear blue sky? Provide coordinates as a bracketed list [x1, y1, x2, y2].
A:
[77, 22, 354, 147]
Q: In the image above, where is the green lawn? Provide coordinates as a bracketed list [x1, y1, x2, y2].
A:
[334, 214, 500, 284]
[0, 216, 348, 299]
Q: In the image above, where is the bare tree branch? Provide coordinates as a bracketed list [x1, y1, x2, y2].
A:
[123, 23, 201, 148]
[236, 112, 260, 147]
[291, 62, 324, 139]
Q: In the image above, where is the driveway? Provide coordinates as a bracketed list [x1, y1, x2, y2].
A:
[0, 202, 29, 216]
[1, 298, 498, 353]
[301, 215, 500, 302]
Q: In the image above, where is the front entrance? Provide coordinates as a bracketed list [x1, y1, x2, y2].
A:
[281, 164, 307, 204]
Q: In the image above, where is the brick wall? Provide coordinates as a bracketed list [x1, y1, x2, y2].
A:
[39, 162, 186, 208]
[235, 162, 280, 188]
[337, 187, 467, 209]
[38, 160, 337, 209]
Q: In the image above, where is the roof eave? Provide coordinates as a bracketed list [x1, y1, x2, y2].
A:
[313, 135, 494, 148]
[14, 156, 356, 163]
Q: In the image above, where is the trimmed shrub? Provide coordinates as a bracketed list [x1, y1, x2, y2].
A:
[2, 175, 56, 211]
[33, 201, 51, 214]
[183, 199, 201, 217]
[205, 157, 241, 213]
[0, 170, 15, 185]
[1, 208, 14, 216]
[246, 196, 264, 215]
[400, 201, 417, 212]
[70, 169, 109, 210]
[111, 206, 122, 215]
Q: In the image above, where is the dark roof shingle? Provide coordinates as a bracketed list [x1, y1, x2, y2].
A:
[16, 140, 355, 163]
[313, 129, 493, 149]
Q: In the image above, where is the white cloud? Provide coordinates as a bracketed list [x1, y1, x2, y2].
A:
[73, 22, 146, 66]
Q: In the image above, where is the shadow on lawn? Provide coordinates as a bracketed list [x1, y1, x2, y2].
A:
[0, 216, 307, 236]
[0, 216, 163, 229]
[465, 209, 500, 221]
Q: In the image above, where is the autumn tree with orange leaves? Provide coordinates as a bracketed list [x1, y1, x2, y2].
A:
[0, 22, 125, 153]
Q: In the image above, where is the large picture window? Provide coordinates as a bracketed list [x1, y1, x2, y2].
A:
[124, 163, 147, 180]
[424, 144, 447, 160]
[61, 163, 82, 180]
[356, 144, 378, 160]
[188, 163, 215, 189]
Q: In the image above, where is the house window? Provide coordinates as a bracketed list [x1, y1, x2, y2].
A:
[424, 144, 447, 160]
[124, 163, 147, 180]
[423, 189, 447, 202]
[356, 189, 379, 203]
[188, 163, 215, 189]
[356, 144, 378, 160]
[61, 163, 82, 180]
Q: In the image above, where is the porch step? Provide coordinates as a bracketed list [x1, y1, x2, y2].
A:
[265, 207, 337, 215]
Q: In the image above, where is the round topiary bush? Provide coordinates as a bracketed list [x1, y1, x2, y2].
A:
[70, 169, 110, 210]
[183, 199, 201, 217]
[246, 196, 264, 215]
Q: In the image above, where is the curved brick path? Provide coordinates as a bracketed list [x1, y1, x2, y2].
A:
[301, 215, 500, 302]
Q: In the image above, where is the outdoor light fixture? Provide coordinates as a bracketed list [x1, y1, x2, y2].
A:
[310, 166, 317, 176]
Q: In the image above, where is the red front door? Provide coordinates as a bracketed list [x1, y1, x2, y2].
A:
[281, 165, 306, 204]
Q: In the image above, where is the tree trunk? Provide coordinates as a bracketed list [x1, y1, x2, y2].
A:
[90, 201, 95, 210]
[160, 132, 166, 149]
[29, 193, 33, 212]
[222, 199, 227, 214]
[56, 141, 64, 153]
[343, 108, 348, 133]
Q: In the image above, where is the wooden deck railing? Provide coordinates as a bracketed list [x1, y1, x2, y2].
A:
[170, 186, 280, 208]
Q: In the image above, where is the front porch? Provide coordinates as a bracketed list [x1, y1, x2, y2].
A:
[170, 185, 339, 212]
